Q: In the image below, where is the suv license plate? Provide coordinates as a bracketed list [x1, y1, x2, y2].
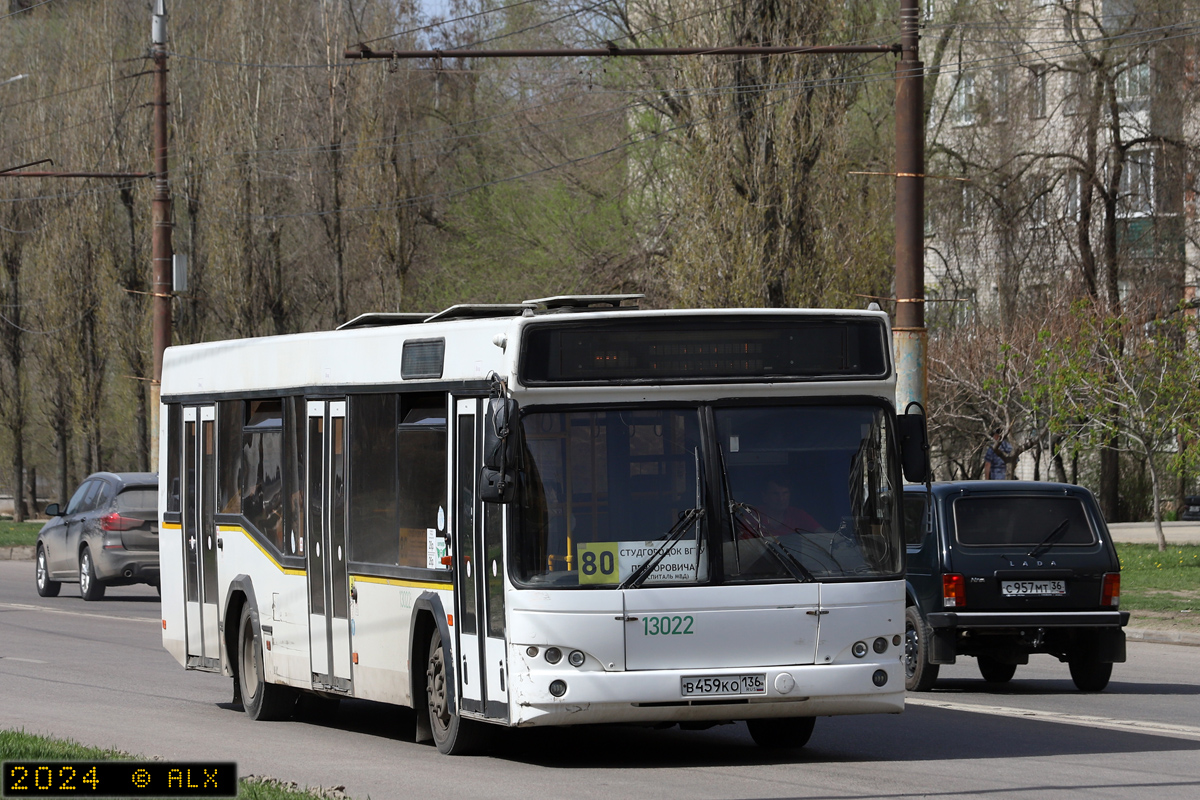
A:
[1001, 580, 1066, 596]
[681, 674, 766, 697]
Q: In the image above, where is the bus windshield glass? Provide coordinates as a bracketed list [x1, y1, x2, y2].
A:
[516, 409, 708, 587]
[514, 404, 902, 586]
[718, 405, 902, 581]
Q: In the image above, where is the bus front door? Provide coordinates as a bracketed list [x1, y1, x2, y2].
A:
[182, 405, 220, 671]
[305, 400, 352, 693]
[453, 398, 509, 721]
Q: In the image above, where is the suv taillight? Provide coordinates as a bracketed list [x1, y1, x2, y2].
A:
[101, 512, 140, 531]
[1101, 572, 1120, 607]
[943, 573, 965, 608]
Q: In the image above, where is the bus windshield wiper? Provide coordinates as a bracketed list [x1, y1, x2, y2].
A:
[731, 503, 815, 583]
[1027, 518, 1070, 558]
[618, 507, 705, 590]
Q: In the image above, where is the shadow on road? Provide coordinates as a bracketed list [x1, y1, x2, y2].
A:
[266, 697, 1200, 768]
[930, 678, 1200, 696]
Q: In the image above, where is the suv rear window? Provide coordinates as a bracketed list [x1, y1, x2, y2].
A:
[115, 488, 158, 513]
[953, 495, 1096, 547]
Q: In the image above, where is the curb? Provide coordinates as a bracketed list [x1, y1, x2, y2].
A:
[0, 546, 35, 561]
[1126, 627, 1200, 647]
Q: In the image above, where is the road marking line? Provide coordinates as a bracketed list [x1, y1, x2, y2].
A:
[0, 656, 46, 663]
[0, 602, 158, 624]
[907, 697, 1200, 741]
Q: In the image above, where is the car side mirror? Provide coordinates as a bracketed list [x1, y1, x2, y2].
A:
[44, 503, 61, 518]
[896, 408, 930, 484]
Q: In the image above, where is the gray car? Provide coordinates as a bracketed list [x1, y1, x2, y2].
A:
[35, 472, 159, 600]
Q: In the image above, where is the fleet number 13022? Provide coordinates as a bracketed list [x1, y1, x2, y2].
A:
[643, 615, 694, 635]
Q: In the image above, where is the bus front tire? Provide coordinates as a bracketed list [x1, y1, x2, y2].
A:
[426, 628, 487, 755]
[237, 604, 296, 720]
[905, 605, 939, 692]
[746, 716, 815, 749]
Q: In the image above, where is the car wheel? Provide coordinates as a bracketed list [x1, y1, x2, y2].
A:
[426, 628, 488, 755]
[977, 656, 1017, 684]
[905, 605, 939, 692]
[35, 546, 61, 598]
[746, 716, 816, 749]
[78, 547, 105, 601]
[237, 604, 297, 720]
[1068, 658, 1113, 692]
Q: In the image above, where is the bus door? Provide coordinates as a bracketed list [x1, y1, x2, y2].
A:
[453, 398, 509, 720]
[305, 400, 352, 693]
[182, 405, 220, 670]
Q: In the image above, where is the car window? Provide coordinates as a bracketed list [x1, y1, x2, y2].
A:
[953, 495, 1096, 547]
[65, 481, 97, 515]
[902, 494, 929, 547]
[115, 488, 157, 513]
[93, 483, 114, 510]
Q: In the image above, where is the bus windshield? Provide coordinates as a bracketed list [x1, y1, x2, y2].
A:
[514, 404, 902, 586]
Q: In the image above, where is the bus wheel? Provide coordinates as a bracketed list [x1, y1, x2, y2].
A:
[746, 716, 815, 749]
[905, 605, 939, 692]
[426, 628, 487, 755]
[237, 604, 296, 720]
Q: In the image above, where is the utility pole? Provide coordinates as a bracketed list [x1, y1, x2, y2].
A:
[893, 0, 926, 414]
[346, 0, 929, 411]
[150, 0, 173, 471]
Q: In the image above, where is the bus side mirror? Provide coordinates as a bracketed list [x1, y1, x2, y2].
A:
[896, 411, 929, 484]
[482, 397, 520, 503]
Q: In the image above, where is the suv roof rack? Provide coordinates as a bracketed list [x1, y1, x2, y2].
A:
[336, 312, 431, 331]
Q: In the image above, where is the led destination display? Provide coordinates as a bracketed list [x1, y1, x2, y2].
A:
[520, 316, 889, 384]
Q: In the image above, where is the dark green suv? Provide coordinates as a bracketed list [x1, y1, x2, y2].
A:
[903, 481, 1128, 692]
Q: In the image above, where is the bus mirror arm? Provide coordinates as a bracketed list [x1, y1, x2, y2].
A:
[480, 466, 518, 504]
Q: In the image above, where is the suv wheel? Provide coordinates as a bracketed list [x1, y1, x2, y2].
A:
[1069, 658, 1112, 692]
[904, 605, 939, 692]
[36, 546, 61, 598]
[977, 656, 1017, 684]
[79, 547, 106, 601]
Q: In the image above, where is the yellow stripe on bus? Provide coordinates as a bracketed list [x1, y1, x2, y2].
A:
[350, 574, 451, 592]
[215, 526, 306, 576]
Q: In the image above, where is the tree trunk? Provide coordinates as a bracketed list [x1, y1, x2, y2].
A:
[1100, 433, 1120, 521]
[1145, 446, 1168, 552]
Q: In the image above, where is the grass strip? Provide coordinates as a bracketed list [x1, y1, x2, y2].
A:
[0, 518, 43, 548]
[1116, 543, 1200, 613]
[0, 730, 350, 800]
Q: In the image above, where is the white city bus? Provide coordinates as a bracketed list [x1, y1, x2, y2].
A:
[159, 296, 927, 754]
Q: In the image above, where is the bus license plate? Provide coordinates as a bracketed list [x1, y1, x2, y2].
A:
[681, 674, 766, 697]
[1001, 580, 1066, 596]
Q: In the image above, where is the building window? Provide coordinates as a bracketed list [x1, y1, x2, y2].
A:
[1030, 176, 1049, 228]
[953, 73, 977, 126]
[1065, 171, 1085, 221]
[993, 68, 1010, 122]
[1066, 68, 1088, 115]
[960, 184, 979, 229]
[1030, 68, 1047, 119]
[1119, 150, 1154, 217]
[1116, 56, 1151, 102]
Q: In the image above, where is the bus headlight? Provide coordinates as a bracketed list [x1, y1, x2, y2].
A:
[873, 637, 888, 654]
[545, 647, 562, 664]
[549, 680, 567, 697]
[568, 650, 585, 667]
[852, 641, 868, 658]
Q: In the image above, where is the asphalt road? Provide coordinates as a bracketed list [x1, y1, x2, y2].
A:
[2, 559, 1199, 800]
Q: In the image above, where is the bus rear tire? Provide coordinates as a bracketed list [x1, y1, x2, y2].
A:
[238, 604, 296, 721]
[746, 716, 815, 749]
[426, 628, 488, 755]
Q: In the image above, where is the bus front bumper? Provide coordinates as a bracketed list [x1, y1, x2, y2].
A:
[507, 660, 904, 727]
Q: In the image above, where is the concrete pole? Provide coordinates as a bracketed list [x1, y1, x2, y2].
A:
[894, 0, 926, 415]
[150, 0, 172, 471]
